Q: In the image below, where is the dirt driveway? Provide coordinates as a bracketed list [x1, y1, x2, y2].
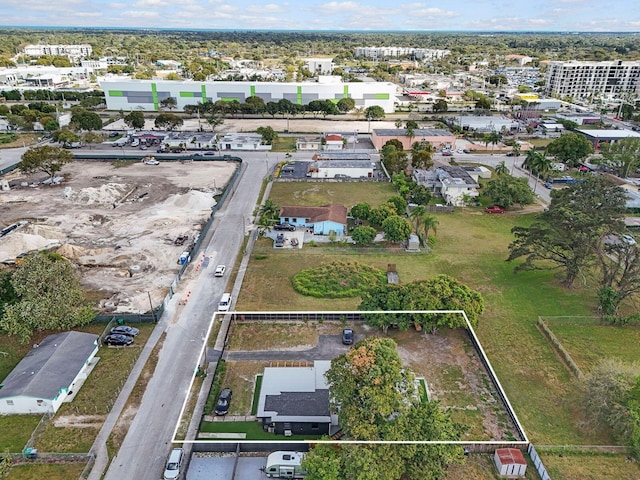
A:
[0, 160, 236, 312]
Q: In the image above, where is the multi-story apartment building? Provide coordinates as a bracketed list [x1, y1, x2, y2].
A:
[354, 47, 450, 61]
[23, 44, 93, 62]
[545, 60, 640, 101]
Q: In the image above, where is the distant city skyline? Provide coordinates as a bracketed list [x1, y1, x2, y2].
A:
[0, 0, 639, 32]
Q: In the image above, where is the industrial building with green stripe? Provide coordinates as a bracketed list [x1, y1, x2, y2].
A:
[98, 79, 398, 112]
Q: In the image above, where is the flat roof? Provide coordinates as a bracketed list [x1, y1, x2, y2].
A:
[577, 129, 640, 139]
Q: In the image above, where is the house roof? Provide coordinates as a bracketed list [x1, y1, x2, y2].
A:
[372, 128, 453, 137]
[0, 331, 98, 401]
[257, 361, 332, 422]
[495, 448, 527, 466]
[312, 152, 371, 161]
[310, 160, 374, 169]
[324, 134, 343, 141]
[279, 204, 347, 225]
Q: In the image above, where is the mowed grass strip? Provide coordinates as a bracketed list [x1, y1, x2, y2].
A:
[198, 420, 320, 441]
[5, 462, 87, 480]
[0, 415, 42, 452]
[267, 181, 396, 209]
[543, 319, 640, 372]
[540, 452, 640, 479]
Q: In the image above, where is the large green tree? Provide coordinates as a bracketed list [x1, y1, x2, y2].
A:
[381, 143, 408, 175]
[0, 252, 94, 343]
[546, 132, 594, 167]
[381, 215, 412, 243]
[124, 111, 145, 129]
[154, 113, 183, 130]
[600, 138, 640, 178]
[364, 105, 385, 121]
[410, 140, 434, 170]
[484, 175, 534, 209]
[19, 145, 73, 181]
[70, 110, 102, 131]
[508, 176, 627, 287]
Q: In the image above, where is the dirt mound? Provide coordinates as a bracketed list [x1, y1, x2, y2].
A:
[65, 183, 129, 205]
[0, 232, 60, 262]
[57, 243, 89, 260]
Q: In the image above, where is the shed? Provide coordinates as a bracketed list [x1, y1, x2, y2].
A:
[494, 448, 527, 477]
[406, 234, 420, 252]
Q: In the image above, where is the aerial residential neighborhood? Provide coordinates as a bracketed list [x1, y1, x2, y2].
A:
[1, 20, 640, 480]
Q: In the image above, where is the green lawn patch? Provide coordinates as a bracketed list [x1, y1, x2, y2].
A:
[267, 181, 396, 210]
[251, 375, 263, 416]
[0, 415, 42, 452]
[199, 420, 321, 441]
[271, 136, 297, 152]
[6, 462, 87, 480]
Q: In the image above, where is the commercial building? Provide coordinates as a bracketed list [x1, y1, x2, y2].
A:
[99, 79, 398, 112]
[23, 44, 92, 61]
[545, 60, 640, 101]
[354, 47, 450, 61]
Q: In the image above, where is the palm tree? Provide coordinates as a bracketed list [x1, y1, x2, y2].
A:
[495, 161, 508, 176]
[531, 153, 552, 194]
[510, 143, 521, 174]
[259, 199, 280, 229]
[487, 131, 501, 155]
[409, 206, 438, 247]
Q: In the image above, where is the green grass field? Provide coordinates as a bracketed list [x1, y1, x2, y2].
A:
[199, 420, 321, 441]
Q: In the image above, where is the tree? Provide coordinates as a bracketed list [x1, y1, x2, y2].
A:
[546, 133, 594, 167]
[494, 160, 508, 176]
[597, 241, 640, 316]
[508, 176, 627, 287]
[381, 143, 408, 175]
[351, 226, 377, 246]
[154, 113, 183, 130]
[409, 206, 439, 247]
[19, 146, 73, 181]
[302, 443, 343, 480]
[432, 99, 448, 113]
[0, 252, 94, 343]
[124, 111, 145, 129]
[475, 96, 491, 110]
[364, 105, 385, 123]
[600, 138, 640, 178]
[368, 204, 396, 228]
[485, 131, 501, 154]
[157, 96, 177, 110]
[82, 131, 103, 149]
[381, 215, 412, 243]
[206, 114, 224, 132]
[256, 126, 277, 145]
[257, 199, 280, 233]
[484, 175, 534, 209]
[336, 97, 355, 113]
[350, 202, 371, 222]
[386, 196, 407, 214]
[57, 130, 80, 146]
[410, 140, 434, 170]
[70, 110, 102, 131]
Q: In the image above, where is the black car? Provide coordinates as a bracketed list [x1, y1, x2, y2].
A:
[104, 334, 134, 346]
[274, 223, 296, 231]
[215, 388, 232, 415]
[342, 328, 354, 345]
[111, 325, 140, 337]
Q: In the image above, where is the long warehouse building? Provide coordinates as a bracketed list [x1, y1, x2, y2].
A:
[99, 79, 398, 112]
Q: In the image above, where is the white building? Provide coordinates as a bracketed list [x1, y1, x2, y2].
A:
[413, 165, 481, 206]
[99, 79, 398, 113]
[304, 58, 334, 75]
[545, 60, 640, 101]
[217, 133, 271, 151]
[24, 44, 92, 62]
[306, 160, 374, 179]
[354, 47, 450, 61]
[0, 331, 98, 415]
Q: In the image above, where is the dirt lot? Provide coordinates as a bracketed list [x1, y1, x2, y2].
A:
[0, 160, 236, 312]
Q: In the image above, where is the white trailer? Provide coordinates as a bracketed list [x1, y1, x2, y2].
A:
[262, 451, 306, 479]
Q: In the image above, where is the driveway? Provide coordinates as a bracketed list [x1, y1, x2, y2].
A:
[225, 334, 362, 361]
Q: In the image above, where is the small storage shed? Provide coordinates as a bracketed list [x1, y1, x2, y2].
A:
[494, 448, 527, 477]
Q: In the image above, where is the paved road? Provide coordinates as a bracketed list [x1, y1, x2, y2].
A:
[97, 152, 272, 480]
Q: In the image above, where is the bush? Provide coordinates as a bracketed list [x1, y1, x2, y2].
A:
[292, 261, 386, 298]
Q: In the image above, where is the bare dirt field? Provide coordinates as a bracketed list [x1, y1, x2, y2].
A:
[0, 160, 236, 312]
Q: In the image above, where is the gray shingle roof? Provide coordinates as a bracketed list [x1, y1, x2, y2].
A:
[0, 331, 98, 400]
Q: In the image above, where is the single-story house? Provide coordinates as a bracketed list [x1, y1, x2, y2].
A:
[257, 360, 339, 436]
[371, 128, 456, 151]
[323, 133, 344, 150]
[312, 152, 371, 162]
[413, 165, 480, 206]
[0, 331, 99, 415]
[296, 136, 322, 151]
[163, 133, 196, 149]
[453, 116, 519, 133]
[306, 160, 374, 179]
[279, 204, 347, 235]
[217, 133, 271, 151]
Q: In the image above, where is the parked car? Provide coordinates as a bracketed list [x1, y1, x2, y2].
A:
[103, 334, 133, 346]
[485, 205, 505, 214]
[203, 151, 217, 156]
[109, 132, 119, 138]
[163, 448, 184, 480]
[506, 152, 515, 157]
[275, 233, 285, 248]
[215, 388, 233, 415]
[442, 150, 453, 156]
[621, 234, 637, 246]
[214, 265, 226, 277]
[110, 325, 140, 337]
[274, 223, 296, 231]
[342, 328, 354, 345]
[144, 159, 160, 165]
[544, 182, 553, 189]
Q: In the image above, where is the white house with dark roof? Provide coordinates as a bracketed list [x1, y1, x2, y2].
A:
[413, 165, 480, 206]
[257, 360, 339, 436]
[0, 331, 99, 414]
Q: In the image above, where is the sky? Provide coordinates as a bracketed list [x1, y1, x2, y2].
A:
[0, 0, 639, 32]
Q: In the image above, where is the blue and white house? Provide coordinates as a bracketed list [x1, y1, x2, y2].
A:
[279, 204, 347, 235]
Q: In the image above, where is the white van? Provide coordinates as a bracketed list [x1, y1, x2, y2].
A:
[218, 293, 232, 312]
[163, 448, 183, 480]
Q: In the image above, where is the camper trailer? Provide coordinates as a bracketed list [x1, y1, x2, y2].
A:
[262, 451, 306, 479]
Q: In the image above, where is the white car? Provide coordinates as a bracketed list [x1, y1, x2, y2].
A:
[621, 234, 636, 246]
[214, 265, 226, 277]
[144, 159, 159, 165]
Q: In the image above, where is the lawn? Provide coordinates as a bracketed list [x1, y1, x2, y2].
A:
[542, 317, 640, 372]
[266, 181, 396, 210]
[198, 420, 321, 441]
[0, 415, 42, 452]
[540, 452, 640, 479]
[6, 462, 87, 480]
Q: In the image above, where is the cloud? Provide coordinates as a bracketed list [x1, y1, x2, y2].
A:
[318, 1, 362, 14]
[133, 0, 173, 7]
